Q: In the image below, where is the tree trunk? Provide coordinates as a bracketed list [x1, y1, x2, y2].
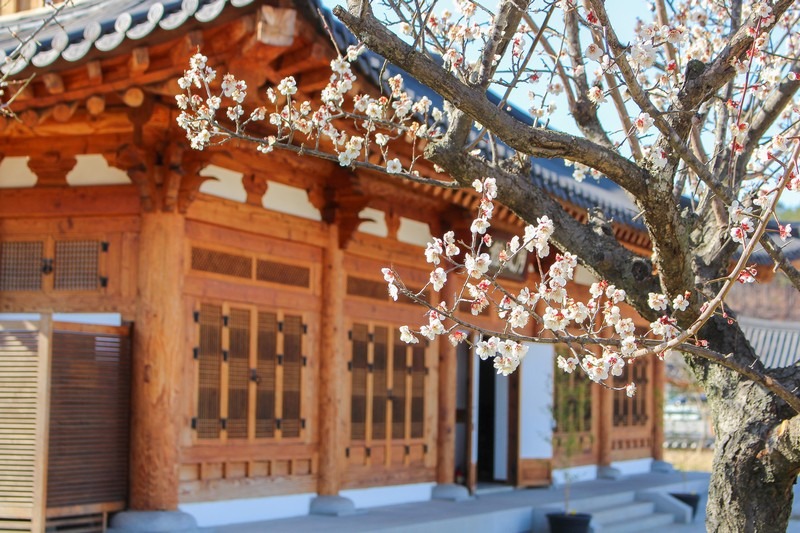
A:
[695, 318, 798, 532]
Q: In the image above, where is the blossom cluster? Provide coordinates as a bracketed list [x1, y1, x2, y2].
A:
[384, 177, 678, 396]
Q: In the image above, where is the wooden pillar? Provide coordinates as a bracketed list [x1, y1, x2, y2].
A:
[651, 358, 665, 461]
[130, 212, 184, 510]
[436, 285, 457, 485]
[317, 224, 347, 496]
[597, 385, 614, 467]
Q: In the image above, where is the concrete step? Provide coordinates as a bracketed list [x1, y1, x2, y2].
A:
[588, 501, 656, 525]
[599, 511, 675, 533]
[568, 491, 636, 513]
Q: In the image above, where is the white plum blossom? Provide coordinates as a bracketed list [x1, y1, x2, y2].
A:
[399, 325, 419, 344]
[430, 267, 447, 291]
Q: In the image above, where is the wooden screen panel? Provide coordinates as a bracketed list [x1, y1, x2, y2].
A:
[281, 315, 303, 438]
[0, 241, 43, 291]
[0, 325, 39, 511]
[197, 304, 222, 439]
[410, 344, 425, 439]
[613, 360, 649, 427]
[350, 324, 369, 441]
[191, 247, 252, 279]
[256, 260, 310, 288]
[53, 240, 100, 291]
[255, 312, 277, 438]
[391, 338, 407, 440]
[371, 327, 388, 441]
[47, 328, 130, 508]
[227, 308, 250, 439]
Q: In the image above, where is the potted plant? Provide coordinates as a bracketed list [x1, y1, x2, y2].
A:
[670, 468, 700, 521]
[547, 364, 592, 533]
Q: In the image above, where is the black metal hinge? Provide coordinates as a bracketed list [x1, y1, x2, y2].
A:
[222, 315, 229, 327]
[277, 354, 283, 365]
[366, 447, 371, 458]
[303, 323, 308, 334]
[41, 258, 53, 275]
[423, 444, 428, 454]
[276, 418, 282, 430]
[301, 419, 306, 429]
[278, 321, 283, 332]
[345, 447, 350, 458]
[302, 356, 307, 367]
[99, 276, 108, 288]
[222, 350, 229, 362]
[220, 418, 227, 430]
[193, 347, 199, 360]
[347, 361, 352, 371]
[101, 241, 110, 252]
[193, 310, 200, 323]
[348, 330, 352, 341]
[404, 445, 410, 456]
[367, 363, 374, 373]
[191, 418, 197, 430]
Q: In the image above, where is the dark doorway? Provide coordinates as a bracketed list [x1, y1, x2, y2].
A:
[477, 359, 496, 481]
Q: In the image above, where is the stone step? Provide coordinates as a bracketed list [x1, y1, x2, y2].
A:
[567, 491, 636, 513]
[598, 511, 675, 533]
[588, 501, 656, 525]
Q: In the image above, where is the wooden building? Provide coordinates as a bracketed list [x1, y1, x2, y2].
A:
[0, 1, 667, 530]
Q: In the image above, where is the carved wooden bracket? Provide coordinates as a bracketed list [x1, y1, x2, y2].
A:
[308, 170, 370, 248]
[109, 142, 209, 213]
[242, 173, 269, 206]
[28, 151, 77, 188]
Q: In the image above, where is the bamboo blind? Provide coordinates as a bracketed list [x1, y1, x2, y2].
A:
[255, 312, 278, 438]
[0, 322, 45, 532]
[47, 328, 130, 508]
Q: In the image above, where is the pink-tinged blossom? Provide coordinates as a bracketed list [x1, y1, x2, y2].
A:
[587, 86, 606, 104]
[634, 112, 654, 134]
[626, 382, 637, 398]
[399, 325, 419, 344]
[585, 43, 604, 62]
[672, 292, 690, 312]
[430, 267, 446, 292]
[448, 330, 467, 346]
[779, 224, 792, 241]
[471, 217, 490, 234]
[425, 239, 443, 265]
[737, 266, 758, 284]
[386, 158, 402, 174]
[464, 253, 491, 279]
[648, 292, 669, 311]
[543, 307, 568, 331]
[557, 355, 580, 373]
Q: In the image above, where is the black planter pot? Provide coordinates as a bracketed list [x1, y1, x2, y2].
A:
[670, 492, 701, 521]
[546, 512, 592, 533]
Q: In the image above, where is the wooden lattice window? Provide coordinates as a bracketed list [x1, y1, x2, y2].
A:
[349, 322, 427, 443]
[0, 238, 107, 293]
[196, 304, 223, 439]
[53, 240, 100, 290]
[194, 303, 307, 441]
[613, 359, 649, 427]
[190, 246, 312, 289]
[191, 247, 252, 279]
[256, 259, 310, 288]
[0, 241, 43, 291]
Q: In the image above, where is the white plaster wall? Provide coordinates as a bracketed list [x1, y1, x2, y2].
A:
[0, 156, 36, 188]
[263, 181, 321, 221]
[573, 265, 597, 287]
[551, 464, 598, 485]
[67, 154, 130, 186]
[179, 493, 316, 527]
[199, 165, 246, 203]
[0, 313, 121, 325]
[519, 343, 554, 459]
[494, 373, 509, 480]
[357, 207, 388, 237]
[341, 482, 435, 509]
[397, 217, 431, 247]
[611, 457, 654, 476]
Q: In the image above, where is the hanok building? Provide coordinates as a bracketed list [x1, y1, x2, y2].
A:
[0, 1, 669, 530]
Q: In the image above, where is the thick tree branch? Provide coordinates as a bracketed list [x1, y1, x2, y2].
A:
[334, 4, 651, 200]
[423, 140, 660, 312]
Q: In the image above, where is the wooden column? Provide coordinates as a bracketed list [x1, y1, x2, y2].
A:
[651, 358, 665, 461]
[436, 285, 457, 485]
[130, 212, 185, 510]
[597, 385, 614, 467]
[317, 224, 347, 496]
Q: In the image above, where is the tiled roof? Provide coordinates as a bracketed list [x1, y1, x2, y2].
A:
[739, 316, 800, 368]
[3, 0, 800, 262]
[0, 0, 256, 75]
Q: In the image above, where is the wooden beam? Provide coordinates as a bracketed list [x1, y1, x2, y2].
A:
[52, 102, 78, 123]
[129, 212, 185, 510]
[122, 87, 146, 108]
[86, 95, 106, 116]
[87, 60, 103, 85]
[275, 42, 328, 77]
[129, 47, 150, 76]
[42, 73, 64, 95]
[242, 173, 268, 206]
